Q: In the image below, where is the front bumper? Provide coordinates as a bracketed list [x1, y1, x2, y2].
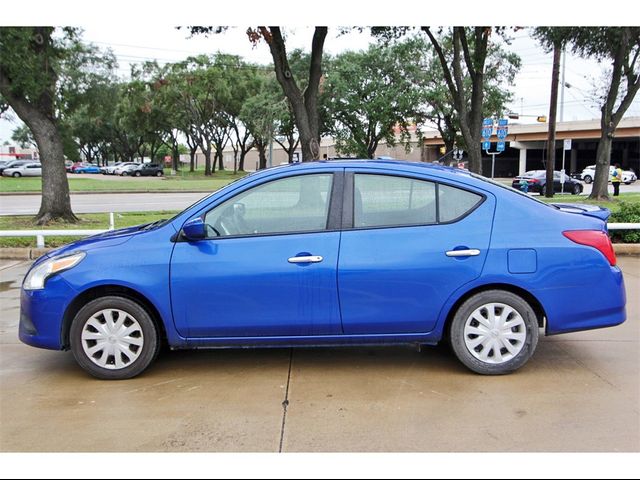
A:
[19, 275, 78, 350]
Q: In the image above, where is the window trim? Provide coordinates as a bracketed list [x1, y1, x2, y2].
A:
[343, 171, 486, 231]
[178, 171, 343, 242]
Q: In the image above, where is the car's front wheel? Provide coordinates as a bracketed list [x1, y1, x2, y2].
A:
[449, 290, 539, 375]
[572, 183, 582, 195]
[70, 296, 160, 380]
[12, 172, 21, 178]
[583, 175, 592, 184]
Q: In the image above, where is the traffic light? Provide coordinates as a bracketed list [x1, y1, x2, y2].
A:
[439, 146, 446, 154]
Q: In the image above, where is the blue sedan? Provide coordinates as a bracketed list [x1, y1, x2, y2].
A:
[73, 164, 101, 174]
[19, 160, 626, 379]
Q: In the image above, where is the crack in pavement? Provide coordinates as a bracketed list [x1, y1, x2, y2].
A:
[278, 348, 293, 453]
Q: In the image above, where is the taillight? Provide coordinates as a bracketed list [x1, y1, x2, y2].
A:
[529, 178, 539, 183]
[563, 230, 617, 266]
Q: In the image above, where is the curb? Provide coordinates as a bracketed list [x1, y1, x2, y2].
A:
[0, 244, 638, 260]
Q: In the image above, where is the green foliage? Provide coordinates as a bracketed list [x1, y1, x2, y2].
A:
[610, 201, 640, 243]
[322, 39, 428, 158]
[11, 124, 35, 148]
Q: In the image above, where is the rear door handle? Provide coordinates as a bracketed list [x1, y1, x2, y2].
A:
[288, 255, 324, 264]
[446, 249, 481, 257]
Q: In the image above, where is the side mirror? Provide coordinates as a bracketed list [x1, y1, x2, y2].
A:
[182, 217, 206, 241]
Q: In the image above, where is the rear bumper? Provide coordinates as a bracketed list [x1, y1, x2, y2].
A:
[539, 265, 626, 335]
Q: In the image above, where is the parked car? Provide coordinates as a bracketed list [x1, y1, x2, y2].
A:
[2, 162, 42, 177]
[64, 160, 74, 172]
[19, 160, 626, 380]
[512, 170, 584, 195]
[131, 163, 164, 177]
[72, 164, 101, 174]
[115, 163, 142, 176]
[102, 162, 137, 175]
[578, 165, 637, 184]
[0, 160, 30, 175]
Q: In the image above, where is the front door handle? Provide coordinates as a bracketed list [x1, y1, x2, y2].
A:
[446, 249, 481, 257]
[288, 255, 324, 264]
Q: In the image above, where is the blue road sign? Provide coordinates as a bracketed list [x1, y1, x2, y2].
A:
[482, 141, 491, 151]
[497, 141, 506, 152]
[498, 118, 508, 127]
[483, 118, 493, 126]
[482, 127, 493, 139]
[497, 127, 508, 140]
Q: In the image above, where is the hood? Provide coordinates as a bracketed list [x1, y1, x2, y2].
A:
[42, 224, 148, 260]
[551, 203, 611, 222]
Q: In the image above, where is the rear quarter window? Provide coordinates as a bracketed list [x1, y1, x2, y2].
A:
[438, 184, 483, 222]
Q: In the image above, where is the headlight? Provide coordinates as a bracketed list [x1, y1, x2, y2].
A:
[23, 252, 86, 290]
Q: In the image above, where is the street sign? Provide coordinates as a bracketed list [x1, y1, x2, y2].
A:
[498, 118, 508, 127]
[482, 141, 491, 151]
[481, 127, 493, 139]
[560, 169, 566, 184]
[483, 118, 493, 126]
[497, 141, 506, 152]
[564, 139, 572, 150]
[496, 127, 508, 139]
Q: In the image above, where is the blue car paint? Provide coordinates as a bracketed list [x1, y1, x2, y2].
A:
[19, 160, 626, 354]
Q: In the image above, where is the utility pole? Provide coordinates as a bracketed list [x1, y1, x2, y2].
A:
[559, 47, 566, 123]
[545, 43, 562, 198]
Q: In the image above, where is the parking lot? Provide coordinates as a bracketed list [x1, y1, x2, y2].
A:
[0, 257, 638, 452]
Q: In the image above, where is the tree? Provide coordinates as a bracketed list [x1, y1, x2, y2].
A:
[250, 27, 327, 161]
[0, 27, 78, 224]
[11, 124, 36, 149]
[536, 28, 640, 200]
[323, 39, 429, 158]
[419, 36, 520, 161]
[421, 27, 495, 174]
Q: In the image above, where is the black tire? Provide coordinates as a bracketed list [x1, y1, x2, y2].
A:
[583, 175, 592, 184]
[134, 171, 141, 177]
[69, 296, 160, 380]
[540, 185, 547, 196]
[572, 183, 582, 195]
[156, 171, 163, 177]
[449, 290, 539, 375]
[12, 172, 21, 178]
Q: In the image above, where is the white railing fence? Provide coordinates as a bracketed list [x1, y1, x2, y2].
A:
[0, 213, 115, 248]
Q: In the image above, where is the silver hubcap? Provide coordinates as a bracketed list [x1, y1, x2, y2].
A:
[463, 302, 527, 364]
[81, 309, 144, 370]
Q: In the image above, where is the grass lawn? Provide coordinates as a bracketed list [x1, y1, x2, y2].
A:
[0, 211, 179, 248]
[537, 192, 640, 215]
[0, 169, 248, 194]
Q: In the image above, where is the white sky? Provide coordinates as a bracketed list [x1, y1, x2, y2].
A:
[1, 1, 639, 144]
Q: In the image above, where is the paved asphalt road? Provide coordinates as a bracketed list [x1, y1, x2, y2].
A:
[0, 192, 209, 215]
[0, 257, 638, 452]
[2, 180, 640, 216]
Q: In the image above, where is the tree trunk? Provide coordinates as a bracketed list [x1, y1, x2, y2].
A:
[204, 145, 213, 176]
[0, 84, 77, 224]
[239, 150, 247, 172]
[590, 129, 613, 200]
[216, 150, 224, 171]
[545, 44, 562, 198]
[256, 142, 267, 170]
[261, 26, 326, 162]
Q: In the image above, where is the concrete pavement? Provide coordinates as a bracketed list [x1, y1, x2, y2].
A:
[0, 258, 638, 452]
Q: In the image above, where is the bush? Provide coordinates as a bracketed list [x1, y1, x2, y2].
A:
[609, 201, 640, 243]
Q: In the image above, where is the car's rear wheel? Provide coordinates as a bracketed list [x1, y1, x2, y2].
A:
[70, 296, 160, 380]
[449, 290, 539, 375]
[572, 183, 582, 195]
[156, 171, 163, 177]
[134, 171, 141, 177]
[540, 185, 547, 196]
[583, 175, 592, 184]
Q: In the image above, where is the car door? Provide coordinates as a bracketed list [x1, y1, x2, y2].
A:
[170, 170, 343, 338]
[25, 164, 41, 176]
[338, 170, 495, 335]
